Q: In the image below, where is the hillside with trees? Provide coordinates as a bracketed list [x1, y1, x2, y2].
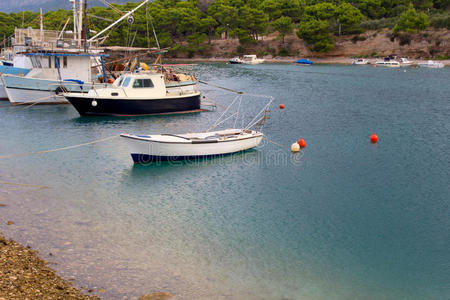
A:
[0, 0, 449, 58]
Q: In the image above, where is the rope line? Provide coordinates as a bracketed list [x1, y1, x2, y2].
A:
[0, 181, 49, 189]
[0, 135, 118, 159]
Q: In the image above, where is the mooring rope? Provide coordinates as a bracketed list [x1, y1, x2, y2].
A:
[263, 136, 285, 149]
[0, 135, 118, 159]
[0, 181, 49, 189]
[198, 80, 244, 94]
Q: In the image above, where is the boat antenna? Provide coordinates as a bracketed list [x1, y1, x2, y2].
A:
[146, 1, 160, 49]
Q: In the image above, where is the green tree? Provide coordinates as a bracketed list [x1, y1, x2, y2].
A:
[355, 0, 386, 19]
[393, 3, 430, 33]
[200, 16, 218, 44]
[304, 2, 338, 20]
[337, 3, 364, 34]
[271, 16, 293, 44]
[297, 17, 334, 52]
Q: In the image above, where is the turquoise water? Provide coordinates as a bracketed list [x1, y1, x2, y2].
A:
[0, 64, 449, 299]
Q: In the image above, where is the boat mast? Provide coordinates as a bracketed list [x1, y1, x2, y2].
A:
[40, 8, 43, 42]
[78, 0, 83, 47]
[71, 0, 77, 42]
[88, 0, 149, 43]
[83, 0, 88, 51]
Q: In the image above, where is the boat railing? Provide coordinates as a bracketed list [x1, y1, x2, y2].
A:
[49, 82, 109, 95]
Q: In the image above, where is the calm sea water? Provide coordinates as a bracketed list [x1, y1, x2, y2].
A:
[0, 64, 449, 299]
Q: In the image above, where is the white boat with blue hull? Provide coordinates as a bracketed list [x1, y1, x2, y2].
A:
[121, 129, 264, 163]
[121, 93, 273, 163]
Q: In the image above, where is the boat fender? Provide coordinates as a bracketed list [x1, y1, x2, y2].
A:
[92, 100, 98, 107]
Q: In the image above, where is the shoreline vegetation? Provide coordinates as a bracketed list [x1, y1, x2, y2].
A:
[1, 1, 449, 60]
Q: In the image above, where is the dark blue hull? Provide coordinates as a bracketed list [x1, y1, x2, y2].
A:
[66, 95, 201, 116]
[131, 152, 239, 163]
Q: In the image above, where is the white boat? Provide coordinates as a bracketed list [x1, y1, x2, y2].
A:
[352, 58, 369, 65]
[399, 57, 414, 66]
[418, 60, 444, 68]
[121, 129, 264, 163]
[375, 59, 401, 67]
[121, 90, 273, 163]
[242, 55, 265, 65]
[229, 57, 244, 64]
[2, 51, 108, 104]
[63, 72, 201, 116]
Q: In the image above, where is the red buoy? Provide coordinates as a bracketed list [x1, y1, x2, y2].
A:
[298, 138, 306, 148]
[279, 104, 285, 109]
[370, 133, 378, 144]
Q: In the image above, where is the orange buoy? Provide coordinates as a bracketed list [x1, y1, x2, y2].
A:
[298, 138, 306, 148]
[279, 104, 285, 109]
[107, 78, 115, 84]
[370, 133, 378, 144]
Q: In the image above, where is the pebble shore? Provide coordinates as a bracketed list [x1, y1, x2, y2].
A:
[0, 232, 99, 299]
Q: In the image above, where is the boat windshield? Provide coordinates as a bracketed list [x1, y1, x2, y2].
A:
[122, 77, 131, 87]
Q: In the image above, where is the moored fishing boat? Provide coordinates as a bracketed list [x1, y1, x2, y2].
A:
[352, 58, 369, 65]
[296, 58, 313, 65]
[63, 72, 201, 116]
[242, 55, 264, 64]
[2, 51, 108, 104]
[418, 60, 444, 68]
[121, 129, 264, 163]
[229, 57, 244, 64]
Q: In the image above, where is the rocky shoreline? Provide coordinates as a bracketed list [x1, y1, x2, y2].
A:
[0, 232, 173, 299]
[0, 232, 99, 299]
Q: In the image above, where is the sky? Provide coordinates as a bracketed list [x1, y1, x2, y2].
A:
[0, 0, 142, 13]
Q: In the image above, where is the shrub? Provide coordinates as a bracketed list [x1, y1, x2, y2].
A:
[351, 35, 367, 44]
[397, 33, 411, 46]
[278, 48, 290, 56]
[360, 18, 397, 30]
[429, 14, 450, 29]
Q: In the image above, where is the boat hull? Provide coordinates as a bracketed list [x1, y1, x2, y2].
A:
[65, 94, 201, 116]
[4, 86, 67, 104]
[0, 81, 7, 99]
[2, 75, 72, 104]
[122, 133, 263, 163]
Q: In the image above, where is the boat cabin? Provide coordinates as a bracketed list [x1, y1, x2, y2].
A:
[89, 73, 169, 99]
[23, 51, 107, 83]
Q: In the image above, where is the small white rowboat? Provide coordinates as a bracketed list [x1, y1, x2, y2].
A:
[121, 128, 263, 163]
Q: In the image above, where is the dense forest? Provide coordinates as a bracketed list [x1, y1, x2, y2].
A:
[0, 0, 449, 54]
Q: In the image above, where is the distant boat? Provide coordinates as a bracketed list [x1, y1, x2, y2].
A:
[229, 57, 244, 64]
[352, 58, 369, 65]
[242, 55, 265, 64]
[121, 129, 264, 163]
[63, 72, 201, 116]
[295, 59, 313, 65]
[399, 58, 414, 67]
[418, 60, 444, 69]
[374, 58, 400, 67]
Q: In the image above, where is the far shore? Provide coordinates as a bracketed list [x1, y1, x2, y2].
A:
[167, 56, 450, 66]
